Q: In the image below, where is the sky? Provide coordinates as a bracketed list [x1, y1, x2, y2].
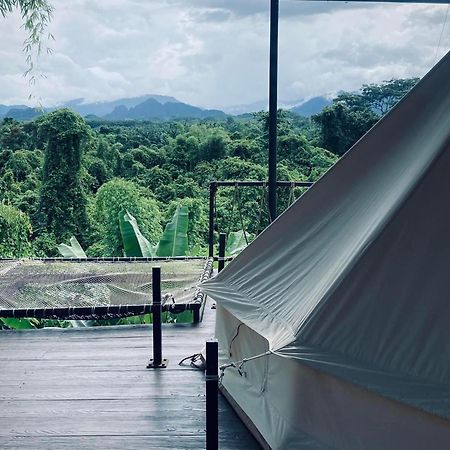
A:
[0, 0, 449, 110]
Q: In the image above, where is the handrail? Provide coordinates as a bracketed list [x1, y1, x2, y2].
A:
[209, 180, 314, 257]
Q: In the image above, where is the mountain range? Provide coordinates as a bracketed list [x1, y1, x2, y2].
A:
[0, 94, 331, 121]
[222, 96, 331, 116]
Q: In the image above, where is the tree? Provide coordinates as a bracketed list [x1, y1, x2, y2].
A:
[199, 129, 229, 162]
[361, 78, 419, 115]
[36, 109, 90, 243]
[0, 203, 32, 257]
[278, 133, 337, 179]
[313, 102, 378, 156]
[93, 178, 162, 256]
[314, 78, 419, 156]
[166, 135, 200, 171]
[229, 138, 259, 160]
[0, 118, 28, 150]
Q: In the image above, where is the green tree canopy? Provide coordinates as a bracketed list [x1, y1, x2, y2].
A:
[36, 109, 90, 243]
[93, 178, 162, 256]
[360, 78, 419, 115]
[0, 203, 32, 257]
[313, 102, 378, 156]
[314, 78, 419, 156]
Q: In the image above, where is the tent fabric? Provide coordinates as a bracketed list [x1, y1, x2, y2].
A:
[216, 303, 450, 450]
[202, 51, 450, 449]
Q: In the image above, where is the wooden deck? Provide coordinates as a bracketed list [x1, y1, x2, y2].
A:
[0, 301, 260, 449]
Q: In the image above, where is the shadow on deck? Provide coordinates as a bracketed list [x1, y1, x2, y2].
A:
[0, 300, 260, 449]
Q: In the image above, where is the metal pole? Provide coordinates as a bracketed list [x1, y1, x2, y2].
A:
[193, 307, 200, 324]
[268, 0, 279, 222]
[210, 180, 313, 188]
[209, 182, 217, 258]
[147, 266, 168, 368]
[218, 233, 226, 273]
[206, 339, 219, 450]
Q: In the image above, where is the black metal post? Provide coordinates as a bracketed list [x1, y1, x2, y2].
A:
[209, 182, 217, 258]
[193, 307, 200, 324]
[0, 303, 202, 320]
[268, 0, 279, 222]
[210, 180, 313, 188]
[218, 233, 226, 273]
[206, 181, 313, 251]
[206, 339, 219, 450]
[147, 266, 168, 368]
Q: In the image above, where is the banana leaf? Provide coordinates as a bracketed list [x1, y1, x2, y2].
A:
[119, 210, 156, 257]
[57, 236, 87, 258]
[70, 320, 96, 327]
[156, 205, 189, 257]
[0, 317, 39, 330]
[226, 230, 253, 256]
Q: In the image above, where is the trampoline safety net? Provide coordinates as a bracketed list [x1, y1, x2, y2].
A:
[0, 258, 213, 320]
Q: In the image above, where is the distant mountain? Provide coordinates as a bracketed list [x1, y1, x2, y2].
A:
[104, 98, 226, 121]
[290, 97, 331, 116]
[1, 106, 43, 121]
[222, 96, 331, 116]
[0, 104, 29, 117]
[0, 95, 227, 122]
[222, 100, 268, 115]
[61, 94, 179, 118]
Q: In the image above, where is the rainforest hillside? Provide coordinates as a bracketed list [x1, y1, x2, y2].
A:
[0, 78, 417, 258]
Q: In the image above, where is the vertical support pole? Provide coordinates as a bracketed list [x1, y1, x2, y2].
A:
[209, 182, 217, 258]
[268, 0, 279, 222]
[193, 306, 200, 324]
[218, 233, 226, 273]
[147, 266, 168, 368]
[206, 339, 219, 450]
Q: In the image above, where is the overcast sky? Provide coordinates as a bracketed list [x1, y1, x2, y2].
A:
[0, 0, 449, 109]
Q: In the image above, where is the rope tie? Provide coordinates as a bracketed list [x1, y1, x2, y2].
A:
[219, 350, 273, 384]
[178, 352, 205, 369]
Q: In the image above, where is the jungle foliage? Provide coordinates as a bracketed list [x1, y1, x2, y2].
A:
[0, 78, 417, 258]
[313, 78, 419, 156]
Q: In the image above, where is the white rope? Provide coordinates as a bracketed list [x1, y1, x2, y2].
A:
[219, 350, 273, 382]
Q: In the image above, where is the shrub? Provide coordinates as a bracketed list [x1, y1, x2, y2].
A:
[0, 204, 32, 257]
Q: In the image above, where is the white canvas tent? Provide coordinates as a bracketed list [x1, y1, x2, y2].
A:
[202, 51, 450, 450]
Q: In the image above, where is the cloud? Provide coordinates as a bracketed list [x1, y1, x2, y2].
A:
[167, 0, 377, 20]
[0, 1, 448, 108]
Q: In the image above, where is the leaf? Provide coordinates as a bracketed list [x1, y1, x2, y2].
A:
[119, 210, 155, 257]
[226, 230, 253, 256]
[156, 205, 189, 257]
[70, 320, 95, 328]
[0, 317, 39, 330]
[57, 236, 87, 258]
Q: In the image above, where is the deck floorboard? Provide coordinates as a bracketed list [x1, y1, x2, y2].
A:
[0, 300, 260, 449]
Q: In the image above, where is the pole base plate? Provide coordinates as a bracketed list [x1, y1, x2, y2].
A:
[146, 358, 168, 369]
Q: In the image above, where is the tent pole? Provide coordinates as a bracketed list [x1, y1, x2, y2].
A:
[268, 0, 279, 221]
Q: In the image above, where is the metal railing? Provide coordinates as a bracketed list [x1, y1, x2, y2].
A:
[208, 180, 313, 258]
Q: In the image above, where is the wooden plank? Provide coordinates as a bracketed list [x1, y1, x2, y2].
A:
[1, 432, 260, 450]
[0, 299, 260, 449]
[0, 397, 230, 415]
